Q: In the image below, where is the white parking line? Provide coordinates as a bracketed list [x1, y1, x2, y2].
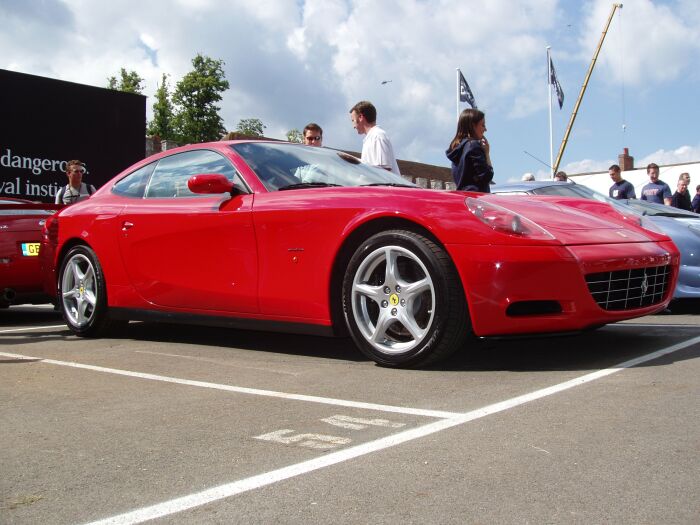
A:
[0, 324, 66, 333]
[0, 350, 461, 419]
[79, 334, 700, 525]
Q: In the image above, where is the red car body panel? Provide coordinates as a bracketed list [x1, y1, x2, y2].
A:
[1, 198, 61, 306]
[40, 141, 679, 340]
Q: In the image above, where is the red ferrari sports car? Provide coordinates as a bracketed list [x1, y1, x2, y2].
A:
[1, 197, 61, 307]
[40, 141, 679, 367]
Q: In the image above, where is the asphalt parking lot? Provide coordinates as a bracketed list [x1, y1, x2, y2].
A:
[2, 305, 699, 524]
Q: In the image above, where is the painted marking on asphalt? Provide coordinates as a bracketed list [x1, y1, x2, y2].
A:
[254, 430, 351, 450]
[80, 334, 700, 525]
[613, 323, 700, 328]
[0, 350, 460, 419]
[0, 324, 66, 333]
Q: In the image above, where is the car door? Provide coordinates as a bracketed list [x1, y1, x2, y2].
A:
[117, 149, 258, 313]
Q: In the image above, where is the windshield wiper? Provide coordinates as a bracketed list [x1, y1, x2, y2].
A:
[360, 183, 416, 188]
[646, 212, 694, 218]
[278, 182, 342, 191]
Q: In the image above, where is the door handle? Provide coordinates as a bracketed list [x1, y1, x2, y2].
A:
[121, 221, 134, 231]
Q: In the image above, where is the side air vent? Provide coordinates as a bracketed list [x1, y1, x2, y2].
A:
[506, 300, 563, 317]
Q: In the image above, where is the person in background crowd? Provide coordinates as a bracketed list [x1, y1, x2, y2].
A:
[294, 123, 326, 182]
[608, 164, 636, 199]
[349, 100, 401, 175]
[640, 163, 672, 205]
[691, 184, 700, 213]
[554, 171, 568, 182]
[671, 178, 692, 211]
[445, 108, 494, 192]
[303, 123, 323, 146]
[521, 173, 535, 181]
[55, 160, 96, 205]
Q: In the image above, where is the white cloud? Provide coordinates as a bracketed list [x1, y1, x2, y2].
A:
[580, 0, 700, 86]
[638, 143, 700, 166]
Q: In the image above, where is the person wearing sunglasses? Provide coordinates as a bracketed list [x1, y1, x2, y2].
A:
[303, 123, 323, 146]
[55, 159, 96, 205]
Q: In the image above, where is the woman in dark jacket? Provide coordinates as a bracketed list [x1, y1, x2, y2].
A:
[445, 108, 493, 192]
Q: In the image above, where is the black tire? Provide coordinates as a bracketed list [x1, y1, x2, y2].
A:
[342, 229, 469, 367]
[58, 245, 121, 337]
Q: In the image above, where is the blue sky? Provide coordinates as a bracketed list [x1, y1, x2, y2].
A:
[2, 0, 698, 183]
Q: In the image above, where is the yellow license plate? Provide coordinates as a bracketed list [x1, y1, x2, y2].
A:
[21, 243, 40, 256]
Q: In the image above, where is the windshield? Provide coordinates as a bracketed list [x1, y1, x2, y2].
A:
[622, 199, 700, 218]
[532, 183, 609, 201]
[230, 142, 414, 191]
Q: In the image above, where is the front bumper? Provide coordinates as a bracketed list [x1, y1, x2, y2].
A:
[447, 240, 679, 337]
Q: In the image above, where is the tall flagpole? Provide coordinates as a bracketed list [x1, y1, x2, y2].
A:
[456, 68, 460, 118]
[547, 46, 554, 179]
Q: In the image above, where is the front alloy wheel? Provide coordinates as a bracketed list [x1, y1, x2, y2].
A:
[343, 230, 468, 367]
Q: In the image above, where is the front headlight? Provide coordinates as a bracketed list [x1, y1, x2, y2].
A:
[466, 198, 554, 240]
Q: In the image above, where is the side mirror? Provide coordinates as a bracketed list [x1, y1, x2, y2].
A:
[188, 174, 235, 195]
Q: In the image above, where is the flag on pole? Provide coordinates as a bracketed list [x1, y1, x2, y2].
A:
[458, 70, 477, 109]
[549, 57, 564, 109]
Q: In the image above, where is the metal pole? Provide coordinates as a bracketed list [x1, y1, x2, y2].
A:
[456, 68, 460, 119]
[547, 46, 554, 178]
[552, 3, 622, 174]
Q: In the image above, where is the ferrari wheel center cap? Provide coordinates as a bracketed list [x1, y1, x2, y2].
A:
[389, 293, 400, 306]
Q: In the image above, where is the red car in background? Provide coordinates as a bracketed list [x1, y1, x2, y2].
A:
[1, 197, 62, 308]
[40, 141, 679, 368]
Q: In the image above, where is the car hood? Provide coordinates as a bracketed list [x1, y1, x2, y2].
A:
[481, 194, 663, 244]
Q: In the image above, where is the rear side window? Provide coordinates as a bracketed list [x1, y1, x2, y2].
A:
[112, 162, 157, 198]
[144, 150, 242, 198]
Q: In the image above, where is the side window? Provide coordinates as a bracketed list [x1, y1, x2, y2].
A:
[144, 150, 243, 199]
[112, 162, 157, 198]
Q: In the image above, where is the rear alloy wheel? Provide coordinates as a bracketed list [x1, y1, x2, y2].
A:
[342, 230, 469, 367]
[59, 245, 117, 337]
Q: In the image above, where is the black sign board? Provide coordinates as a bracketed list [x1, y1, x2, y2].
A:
[0, 69, 145, 202]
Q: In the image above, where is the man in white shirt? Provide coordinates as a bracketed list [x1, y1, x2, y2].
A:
[349, 100, 400, 175]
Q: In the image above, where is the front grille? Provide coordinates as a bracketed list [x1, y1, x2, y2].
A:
[585, 265, 671, 311]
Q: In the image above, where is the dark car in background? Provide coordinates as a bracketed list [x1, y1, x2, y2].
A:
[492, 181, 700, 301]
[1, 198, 62, 307]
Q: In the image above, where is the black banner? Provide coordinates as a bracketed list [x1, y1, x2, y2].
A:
[0, 69, 146, 202]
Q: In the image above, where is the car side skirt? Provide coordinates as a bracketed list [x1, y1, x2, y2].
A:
[108, 307, 336, 337]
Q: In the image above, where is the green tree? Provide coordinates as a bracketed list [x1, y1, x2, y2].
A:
[236, 118, 266, 138]
[147, 73, 175, 140]
[172, 54, 230, 143]
[107, 68, 145, 94]
[286, 128, 302, 143]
